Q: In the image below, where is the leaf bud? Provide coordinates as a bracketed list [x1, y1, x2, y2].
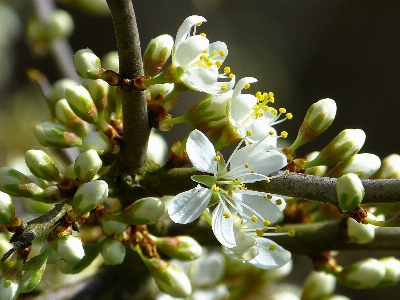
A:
[347, 217, 375, 244]
[45, 9, 74, 41]
[154, 235, 202, 261]
[105, 197, 164, 225]
[102, 220, 128, 236]
[55, 99, 90, 137]
[71, 180, 108, 216]
[0, 191, 15, 225]
[65, 85, 98, 124]
[55, 234, 85, 262]
[339, 258, 385, 289]
[326, 153, 381, 179]
[143, 34, 174, 77]
[289, 98, 336, 153]
[372, 154, 400, 179]
[73, 48, 102, 79]
[20, 250, 48, 293]
[336, 173, 364, 212]
[301, 271, 336, 300]
[25, 150, 60, 182]
[304, 129, 366, 168]
[101, 238, 126, 265]
[33, 121, 82, 148]
[0, 260, 22, 300]
[82, 132, 112, 155]
[74, 149, 102, 182]
[0, 167, 44, 198]
[376, 256, 400, 287]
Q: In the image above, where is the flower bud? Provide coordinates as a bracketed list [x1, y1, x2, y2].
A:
[101, 238, 126, 265]
[302, 271, 336, 300]
[33, 121, 82, 148]
[326, 153, 381, 179]
[304, 151, 328, 176]
[347, 217, 375, 244]
[289, 98, 336, 153]
[20, 250, 48, 293]
[154, 236, 202, 261]
[0, 167, 44, 198]
[304, 129, 366, 168]
[65, 85, 98, 124]
[48, 78, 79, 114]
[102, 51, 119, 72]
[73, 48, 102, 79]
[82, 132, 112, 155]
[147, 130, 168, 165]
[376, 256, 400, 287]
[339, 258, 385, 289]
[102, 220, 128, 236]
[336, 173, 364, 212]
[0, 260, 22, 300]
[263, 260, 293, 282]
[25, 150, 60, 182]
[55, 234, 85, 262]
[45, 9, 74, 41]
[0, 191, 15, 225]
[372, 154, 400, 179]
[143, 34, 174, 77]
[82, 78, 109, 112]
[55, 99, 90, 137]
[71, 180, 108, 215]
[105, 197, 164, 225]
[74, 149, 102, 182]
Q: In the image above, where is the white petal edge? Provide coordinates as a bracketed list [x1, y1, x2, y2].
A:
[249, 238, 291, 269]
[187, 129, 217, 174]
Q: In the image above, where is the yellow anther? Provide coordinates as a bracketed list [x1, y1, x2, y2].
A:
[253, 104, 260, 110]
[251, 170, 255, 173]
[288, 230, 296, 237]
[269, 92, 275, 102]
[286, 113, 293, 119]
[285, 169, 290, 174]
[271, 108, 277, 115]
[275, 199, 283, 205]
[214, 155, 221, 161]
[207, 61, 214, 67]
[202, 49, 208, 53]
[263, 220, 271, 226]
[200, 33, 206, 37]
[228, 189, 234, 195]
[269, 131, 274, 136]
[246, 130, 252, 136]
[265, 178, 271, 183]
[212, 49, 218, 56]
[255, 111, 263, 118]
[196, 22, 203, 26]
[223, 212, 231, 218]
[256, 229, 264, 237]
[224, 66, 231, 74]
[219, 50, 226, 57]
[256, 91, 262, 99]
[229, 73, 234, 79]
[220, 85, 228, 91]
[269, 244, 276, 251]
[275, 225, 282, 232]
[280, 131, 288, 138]
[262, 105, 270, 111]
[212, 185, 220, 192]
[200, 54, 207, 60]
[251, 215, 257, 222]
[279, 108, 286, 113]
[244, 162, 250, 168]
[215, 60, 222, 68]
[244, 83, 251, 89]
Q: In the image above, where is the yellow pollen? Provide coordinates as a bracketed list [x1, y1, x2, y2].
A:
[267, 195, 272, 199]
[275, 225, 282, 232]
[228, 189, 234, 195]
[265, 178, 271, 183]
[229, 73, 234, 78]
[253, 104, 260, 110]
[223, 212, 231, 218]
[286, 113, 293, 119]
[212, 50, 218, 56]
[220, 85, 228, 91]
[262, 105, 269, 111]
[212, 185, 220, 192]
[269, 244, 276, 251]
[214, 155, 221, 161]
[251, 170, 255, 173]
[271, 108, 277, 115]
[200, 54, 207, 60]
[256, 91, 262, 99]
[199, 33, 206, 37]
[207, 60, 214, 67]
[219, 50, 226, 56]
[251, 215, 257, 222]
[256, 229, 263, 237]
[279, 108, 286, 113]
[263, 220, 271, 226]
[215, 60, 222, 68]
[202, 49, 208, 53]
[244, 162, 250, 168]
[246, 130, 252, 136]
[224, 66, 231, 74]
[244, 83, 251, 89]
[269, 92, 275, 102]
[255, 111, 263, 118]
[196, 22, 203, 26]
[275, 199, 283, 205]
[285, 169, 290, 174]
[269, 131, 274, 135]
[281, 131, 288, 138]
[288, 230, 296, 237]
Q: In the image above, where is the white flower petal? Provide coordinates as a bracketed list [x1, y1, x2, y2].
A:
[212, 202, 236, 247]
[187, 129, 217, 174]
[245, 121, 278, 148]
[249, 238, 291, 269]
[174, 35, 209, 67]
[168, 185, 211, 223]
[230, 94, 257, 127]
[239, 193, 283, 223]
[175, 15, 207, 50]
[189, 252, 226, 286]
[181, 66, 218, 91]
[232, 77, 258, 100]
[207, 41, 228, 64]
[227, 226, 257, 253]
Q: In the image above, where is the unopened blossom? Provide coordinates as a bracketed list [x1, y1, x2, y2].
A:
[168, 129, 287, 248]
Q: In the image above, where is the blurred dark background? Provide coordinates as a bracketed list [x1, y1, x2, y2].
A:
[1, 0, 400, 299]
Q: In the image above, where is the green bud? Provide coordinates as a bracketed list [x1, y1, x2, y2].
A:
[102, 51, 119, 72]
[0, 191, 15, 225]
[65, 85, 98, 124]
[101, 238, 126, 265]
[0, 260, 22, 300]
[372, 154, 400, 179]
[74, 149, 102, 182]
[347, 217, 375, 244]
[55, 99, 90, 137]
[326, 153, 381, 179]
[339, 258, 385, 289]
[0, 167, 44, 198]
[337, 173, 364, 212]
[55, 234, 85, 262]
[143, 34, 174, 77]
[82, 132, 112, 155]
[154, 236, 202, 261]
[48, 78, 79, 114]
[64, 163, 77, 180]
[102, 220, 128, 236]
[302, 271, 336, 300]
[73, 48, 102, 79]
[289, 98, 336, 153]
[33, 121, 82, 148]
[304, 151, 327, 176]
[25, 150, 60, 182]
[304, 129, 366, 168]
[147, 130, 168, 165]
[45, 9, 74, 41]
[20, 250, 48, 293]
[71, 180, 108, 215]
[324, 296, 351, 300]
[377, 256, 400, 287]
[58, 0, 111, 16]
[82, 78, 109, 111]
[105, 197, 164, 225]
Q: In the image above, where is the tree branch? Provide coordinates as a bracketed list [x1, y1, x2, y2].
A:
[106, 0, 150, 173]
